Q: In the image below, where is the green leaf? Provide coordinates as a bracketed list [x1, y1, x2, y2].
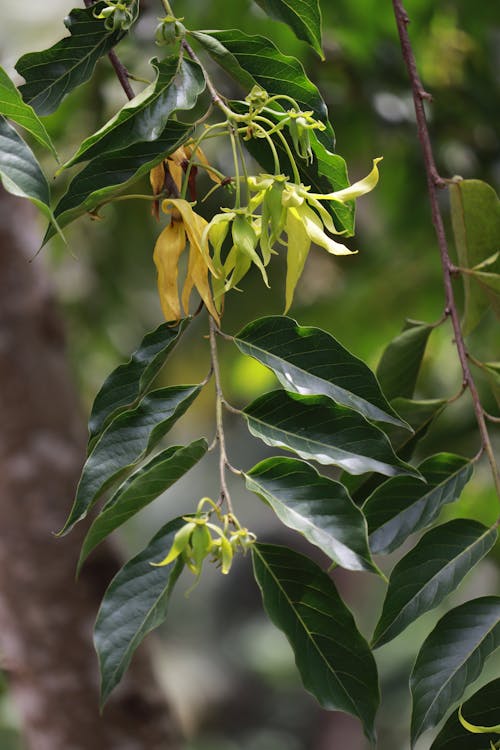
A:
[449, 179, 500, 334]
[60, 384, 202, 535]
[88, 318, 190, 448]
[44, 121, 192, 242]
[364, 453, 473, 555]
[0, 116, 55, 225]
[78, 439, 208, 572]
[0, 66, 57, 158]
[481, 362, 500, 408]
[410, 596, 500, 747]
[94, 517, 184, 706]
[376, 320, 433, 401]
[245, 456, 376, 572]
[62, 56, 205, 168]
[253, 0, 324, 59]
[384, 397, 448, 461]
[372, 520, 497, 648]
[431, 679, 500, 749]
[252, 543, 379, 742]
[15, 2, 128, 115]
[243, 389, 419, 478]
[233, 315, 407, 428]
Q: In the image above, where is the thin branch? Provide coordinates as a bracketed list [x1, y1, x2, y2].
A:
[392, 0, 500, 499]
[83, 0, 135, 101]
[209, 316, 235, 514]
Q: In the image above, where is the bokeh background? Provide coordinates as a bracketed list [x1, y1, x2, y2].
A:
[1, 1, 499, 748]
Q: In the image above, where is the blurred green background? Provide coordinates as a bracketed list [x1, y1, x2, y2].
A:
[0, 1, 499, 748]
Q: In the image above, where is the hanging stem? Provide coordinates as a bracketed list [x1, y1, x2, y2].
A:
[392, 0, 500, 500]
[209, 316, 236, 514]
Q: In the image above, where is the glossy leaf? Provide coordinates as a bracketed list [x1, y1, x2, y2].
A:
[243, 389, 419, 478]
[364, 453, 473, 555]
[0, 116, 54, 225]
[63, 56, 205, 168]
[78, 439, 208, 572]
[44, 121, 192, 242]
[372, 520, 497, 648]
[88, 318, 190, 447]
[431, 679, 500, 750]
[15, 2, 128, 115]
[252, 543, 379, 742]
[449, 179, 500, 334]
[254, 0, 324, 58]
[60, 384, 202, 535]
[383, 397, 447, 461]
[0, 65, 57, 158]
[410, 596, 500, 746]
[94, 517, 184, 706]
[234, 315, 407, 428]
[245, 456, 376, 572]
[376, 320, 433, 401]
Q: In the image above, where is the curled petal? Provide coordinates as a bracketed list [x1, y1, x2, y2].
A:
[318, 157, 383, 203]
[153, 220, 186, 321]
[285, 207, 311, 313]
[295, 204, 356, 256]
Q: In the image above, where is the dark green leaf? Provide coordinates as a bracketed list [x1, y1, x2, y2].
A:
[431, 678, 500, 750]
[410, 596, 500, 747]
[246, 456, 376, 572]
[243, 390, 419, 478]
[0, 65, 57, 158]
[372, 520, 497, 648]
[449, 179, 500, 334]
[63, 56, 205, 168]
[234, 315, 407, 428]
[15, 2, 128, 115]
[253, 0, 324, 58]
[78, 439, 207, 572]
[376, 320, 433, 401]
[94, 517, 184, 706]
[0, 116, 54, 225]
[384, 397, 448, 461]
[252, 543, 379, 741]
[60, 384, 202, 535]
[88, 318, 190, 448]
[44, 121, 192, 242]
[364, 453, 473, 555]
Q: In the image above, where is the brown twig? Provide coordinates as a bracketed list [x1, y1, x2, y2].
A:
[392, 0, 500, 499]
[83, 0, 135, 101]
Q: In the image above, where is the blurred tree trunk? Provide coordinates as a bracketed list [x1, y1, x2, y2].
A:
[0, 189, 180, 750]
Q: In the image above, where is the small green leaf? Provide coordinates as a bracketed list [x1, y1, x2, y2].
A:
[252, 543, 379, 742]
[60, 384, 202, 535]
[372, 519, 497, 648]
[364, 453, 473, 555]
[62, 56, 205, 168]
[243, 389, 419, 478]
[0, 116, 55, 225]
[245, 456, 377, 572]
[44, 121, 192, 242]
[88, 318, 190, 448]
[253, 0, 324, 58]
[449, 179, 500, 334]
[431, 679, 500, 749]
[94, 517, 184, 706]
[234, 315, 407, 428]
[410, 596, 500, 747]
[77, 439, 207, 572]
[0, 66, 57, 158]
[383, 397, 448, 462]
[15, 2, 129, 115]
[376, 320, 433, 401]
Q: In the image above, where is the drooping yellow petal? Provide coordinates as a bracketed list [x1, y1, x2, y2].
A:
[182, 239, 220, 323]
[185, 143, 222, 184]
[167, 147, 188, 192]
[163, 199, 217, 275]
[284, 206, 311, 313]
[458, 705, 500, 735]
[153, 219, 186, 321]
[149, 161, 166, 195]
[318, 157, 383, 203]
[296, 203, 356, 256]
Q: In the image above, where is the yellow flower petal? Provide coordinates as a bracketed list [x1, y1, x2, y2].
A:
[319, 157, 383, 203]
[182, 240, 220, 323]
[153, 219, 185, 321]
[185, 143, 222, 184]
[285, 206, 310, 313]
[149, 161, 166, 195]
[295, 204, 356, 256]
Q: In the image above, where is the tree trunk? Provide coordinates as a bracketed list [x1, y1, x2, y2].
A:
[0, 189, 180, 750]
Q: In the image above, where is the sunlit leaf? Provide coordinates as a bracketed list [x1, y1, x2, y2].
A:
[410, 596, 500, 746]
[95, 518, 184, 706]
[246, 456, 377, 572]
[252, 543, 379, 742]
[372, 519, 497, 647]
